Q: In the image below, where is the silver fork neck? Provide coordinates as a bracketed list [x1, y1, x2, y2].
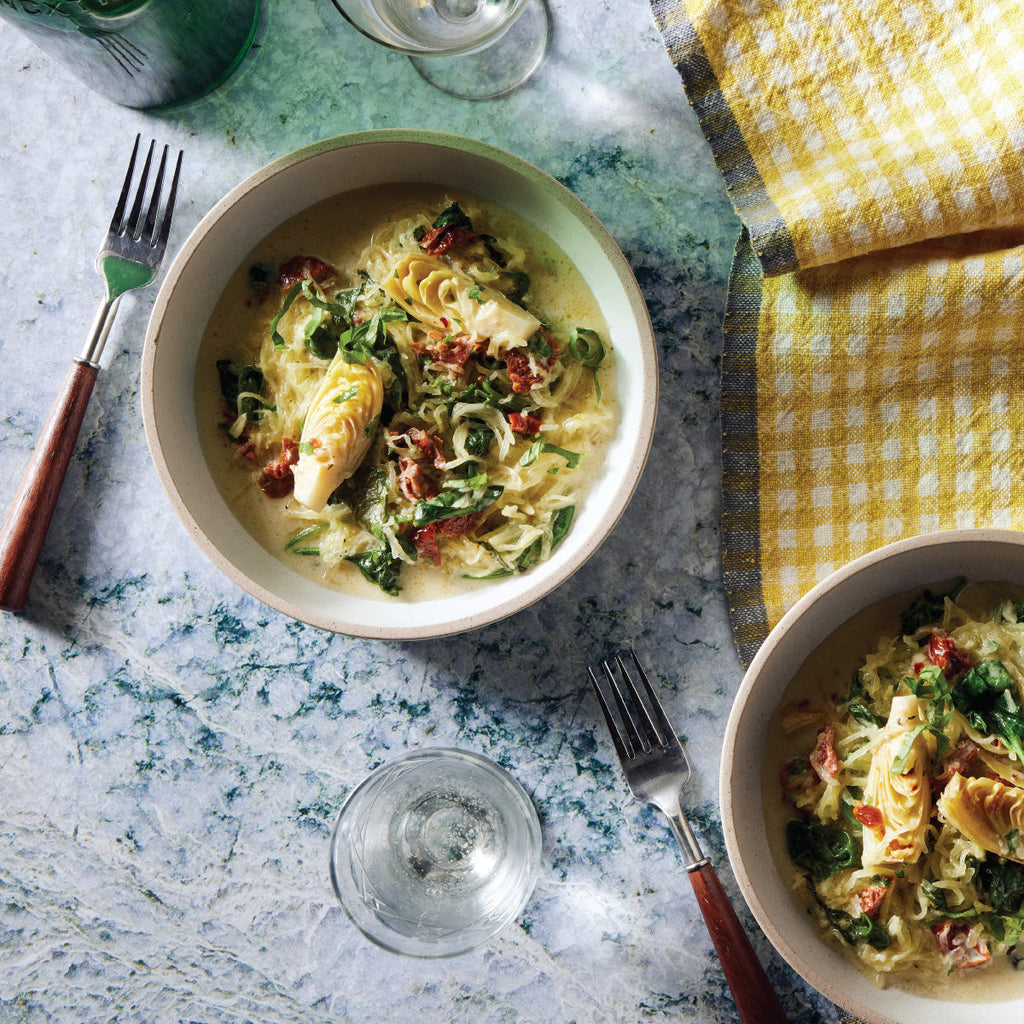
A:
[667, 810, 710, 871]
[78, 296, 121, 368]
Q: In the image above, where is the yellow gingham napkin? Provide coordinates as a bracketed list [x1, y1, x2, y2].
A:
[651, 0, 1024, 666]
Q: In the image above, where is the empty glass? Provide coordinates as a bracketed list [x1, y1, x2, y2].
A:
[329, 0, 548, 101]
[329, 748, 541, 957]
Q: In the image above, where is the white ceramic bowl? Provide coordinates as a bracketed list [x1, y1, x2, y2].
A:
[722, 529, 1024, 1024]
[142, 130, 657, 639]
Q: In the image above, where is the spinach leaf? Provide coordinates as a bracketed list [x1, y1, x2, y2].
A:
[837, 675, 885, 727]
[246, 262, 273, 301]
[450, 378, 510, 409]
[551, 504, 574, 545]
[432, 202, 473, 232]
[304, 319, 338, 360]
[786, 818, 857, 881]
[921, 881, 979, 919]
[413, 484, 503, 528]
[334, 464, 389, 540]
[899, 581, 965, 635]
[346, 547, 402, 596]
[338, 305, 408, 409]
[501, 270, 530, 303]
[989, 913, 1024, 946]
[216, 360, 268, 418]
[848, 701, 886, 728]
[952, 660, 1024, 764]
[514, 505, 575, 572]
[464, 425, 494, 458]
[977, 857, 1024, 915]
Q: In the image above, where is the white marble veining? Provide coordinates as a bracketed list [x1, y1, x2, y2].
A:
[0, 1, 840, 1021]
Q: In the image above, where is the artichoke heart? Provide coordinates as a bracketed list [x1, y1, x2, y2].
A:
[384, 253, 539, 355]
[862, 695, 932, 867]
[938, 773, 1024, 863]
[292, 356, 384, 512]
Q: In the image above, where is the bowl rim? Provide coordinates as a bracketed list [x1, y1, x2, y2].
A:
[720, 528, 1024, 1022]
[141, 129, 657, 639]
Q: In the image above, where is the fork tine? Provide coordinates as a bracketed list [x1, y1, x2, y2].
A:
[125, 139, 155, 240]
[154, 149, 183, 255]
[141, 144, 168, 245]
[626, 651, 685, 755]
[601, 658, 650, 755]
[588, 665, 635, 762]
[614, 652, 667, 749]
[108, 133, 141, 233]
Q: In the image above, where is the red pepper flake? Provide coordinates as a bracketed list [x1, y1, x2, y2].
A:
[854, 802, 884, 831]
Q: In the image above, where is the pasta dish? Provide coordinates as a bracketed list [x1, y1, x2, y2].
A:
[776, 584, 1024, 983]
[201, 189, 615, 597]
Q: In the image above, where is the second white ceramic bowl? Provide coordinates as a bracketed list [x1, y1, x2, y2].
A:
[722, 529, 1024, 1024]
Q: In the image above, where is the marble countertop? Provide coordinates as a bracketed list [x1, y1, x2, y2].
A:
[0, 2, 840, 1021]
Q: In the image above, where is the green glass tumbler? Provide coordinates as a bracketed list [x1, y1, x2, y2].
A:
[0, 0, 260, 109]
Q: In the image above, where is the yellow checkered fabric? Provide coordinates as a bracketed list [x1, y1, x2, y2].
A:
[651, 0, 1024, 664]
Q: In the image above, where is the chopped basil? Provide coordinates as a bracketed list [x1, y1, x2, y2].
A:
[568, 327, 605, 368]
[332, 385, 360, 404]
[284, 523, 328, 556]
[270, 282, 302, 349]
[520, 439, 582, 469]
[337, 304, 408, 408]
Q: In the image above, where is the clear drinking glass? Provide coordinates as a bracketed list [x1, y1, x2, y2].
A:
[329, 748, 542, 957]
[0, 0, 260, 109]
[328, 0, 548, 101]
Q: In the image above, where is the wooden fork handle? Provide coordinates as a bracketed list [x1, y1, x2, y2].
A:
[689, 862, 790, 1024]
[0, 359, 99, 612]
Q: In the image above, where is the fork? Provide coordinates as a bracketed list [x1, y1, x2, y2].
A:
[590, 652, 789, 1024]
[0, 135, 183, 612]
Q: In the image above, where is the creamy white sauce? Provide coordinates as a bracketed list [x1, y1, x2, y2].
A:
[195, 184, 614, 600]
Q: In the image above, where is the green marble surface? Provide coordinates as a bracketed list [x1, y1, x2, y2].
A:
[0, 1, 840, 1021]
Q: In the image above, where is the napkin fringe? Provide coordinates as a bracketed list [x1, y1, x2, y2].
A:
[649, 0, 799, 276]
[721, 228, 772, 666]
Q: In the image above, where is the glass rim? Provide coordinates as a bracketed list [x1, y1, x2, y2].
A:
[328, 747, 541, 958]
[328, 0, 531, 57]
